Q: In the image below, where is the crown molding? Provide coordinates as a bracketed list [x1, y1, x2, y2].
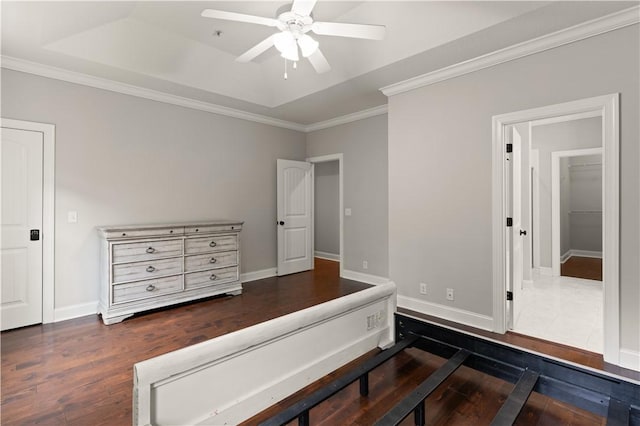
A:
[304, 104, 388, 132]
[1, 56, 307, 132]
[380, 5, 640, 97]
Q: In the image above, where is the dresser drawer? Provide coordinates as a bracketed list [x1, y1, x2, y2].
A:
[112, 239, 182, 263]
[185, 224, 242, 234]
[112, 275, 182, 305]
[184, 235, 238, 254]
[184, 266, 239, 290]
[112, 257, 182, 283]
[102, 226, 184, 239]
[184, 251, 238, 272]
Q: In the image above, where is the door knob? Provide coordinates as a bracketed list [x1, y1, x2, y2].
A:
[520, 229, 527, 236]
[278, 221, 285, 226]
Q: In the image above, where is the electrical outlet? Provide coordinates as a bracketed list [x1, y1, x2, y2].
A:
[446, 288, 454, 301]
[363, 260, 368, 269]
[419, 283, 427, 295]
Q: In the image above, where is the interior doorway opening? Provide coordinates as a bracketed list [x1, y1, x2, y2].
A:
[492, 94, 620, 365]
[308, 153, 344, 278]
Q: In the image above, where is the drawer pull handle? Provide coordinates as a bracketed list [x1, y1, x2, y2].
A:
[210, 257, 217, 264]
[209, 241, 217, 247]
[210, 274, 217, 281]
[146, 247, 155, 254]
[146, 266, 156, 272]
[122, 232, 127, 237]
[146, 285, 156, 292]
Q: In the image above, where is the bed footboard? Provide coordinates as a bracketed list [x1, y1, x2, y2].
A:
[133, 281, 396, 425]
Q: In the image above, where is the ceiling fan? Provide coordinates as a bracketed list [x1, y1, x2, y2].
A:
[201, 0, 386, 75]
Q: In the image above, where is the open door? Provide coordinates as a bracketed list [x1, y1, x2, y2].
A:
[506, 126, 523, 330]
[277, 159, 313, 276]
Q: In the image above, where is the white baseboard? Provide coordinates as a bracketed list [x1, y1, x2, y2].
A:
[241, 268, 277, 283]
[561, 251, 572, 263]
[314, 251, 340, 262]
[619, 348, 640, 372]
[397, 295, 494, 332]
[342, 269, 390, 285]
[54, 301, 98, 322]
[568, 249, 603, 259]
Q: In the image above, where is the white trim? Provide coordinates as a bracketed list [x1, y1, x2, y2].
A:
[305, 105, 387, 132]
[619, 348, 640, 372]
[314, 251, 340, 262]
[397, 295, 494, 332]
[342, 270, 390, 286]
[1, 56, 306, 132]
[1, 118, 55, 324]
[531, 149, 541, 270]
[569, 249, 603, 259]
[562, 250, 603, 263]
[307, 154, 344, 278]
[530, 110, 602, 127]
[240, 268, 277, 283]
[380, 6, 640, 96]
[552, 147, 603, 276]
[1, 55, 389, 134]
[54, 301, 98, 322]
[492, 93, 620, 366]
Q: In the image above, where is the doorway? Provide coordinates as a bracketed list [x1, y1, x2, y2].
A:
[1, 118, 55, 329]
[492, 94, 620, 364]
[308, 154, 344, 277]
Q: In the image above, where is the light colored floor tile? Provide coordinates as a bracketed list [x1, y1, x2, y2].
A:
[513, 272, 603, 353]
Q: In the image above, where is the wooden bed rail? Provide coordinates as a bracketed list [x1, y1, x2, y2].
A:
[132, 281, 396, 425]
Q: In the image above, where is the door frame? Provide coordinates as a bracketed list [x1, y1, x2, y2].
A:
[551, 147, 603, 276]
[1, 118, 55, 324]
[306, 154, 344, 278]
[491, 93, 619, 365]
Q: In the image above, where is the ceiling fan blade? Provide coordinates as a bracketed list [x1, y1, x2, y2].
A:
[237, 34, 276, 63]
[201, 9, 280, 27]
[291, 0, 317, 17]
[311, 22, 386, 40]
[307, 48, 331, 74]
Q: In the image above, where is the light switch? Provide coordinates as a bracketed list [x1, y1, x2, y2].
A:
[67, 211, 78, 223]
[345, 208, 352, 216]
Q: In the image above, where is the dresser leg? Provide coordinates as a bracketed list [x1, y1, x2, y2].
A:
[101, 313, 134, 325]
[228, 289, 242, 296]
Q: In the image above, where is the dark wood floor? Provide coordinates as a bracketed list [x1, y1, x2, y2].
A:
[1, 258, 635, 425]
[561, 256, 602, 281]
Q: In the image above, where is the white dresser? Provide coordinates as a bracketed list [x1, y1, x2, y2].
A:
[97, 220, 243, 325]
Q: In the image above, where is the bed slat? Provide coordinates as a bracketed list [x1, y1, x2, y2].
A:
[490, 369, 540, 426]
[374, 348, 471, 426]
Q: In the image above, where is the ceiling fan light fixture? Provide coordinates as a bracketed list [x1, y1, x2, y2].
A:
[274, 31, 299, 61]
[298, 34, 319, 58]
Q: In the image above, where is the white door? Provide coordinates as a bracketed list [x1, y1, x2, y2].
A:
[277, 159, 313, 276]
[509, 127, 523, 329]
[1, 127, 44, 330]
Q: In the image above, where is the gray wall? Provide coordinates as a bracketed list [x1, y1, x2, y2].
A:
[388, 25, 639, 350]
[1, 69, 306, 310]
[531, 117, 602, 266]
[314, 160, 340, 256]
[307, 115, 389, 277]
[569, 154, 602, 253]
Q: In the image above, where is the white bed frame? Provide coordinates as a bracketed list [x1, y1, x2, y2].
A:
[133, 281, 396, 425]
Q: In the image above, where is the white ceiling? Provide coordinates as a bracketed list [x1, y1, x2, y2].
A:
[2, 1, 636, 125]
